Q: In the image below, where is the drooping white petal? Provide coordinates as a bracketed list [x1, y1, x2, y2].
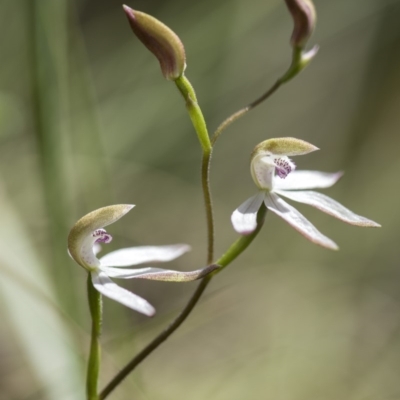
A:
[273, 170, 343, 191]
[275, 190, 381, 227]
[102, 264, 219, 281]
[231, 191, 265, 235]
[100, 244, 191, 268]
[91, 271, 155, 316]
[264, 192, 338, 250]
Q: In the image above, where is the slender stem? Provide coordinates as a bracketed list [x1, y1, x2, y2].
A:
[202, 149, 214, 264]
[87, 274, 102, 400]
[213, 205, 267, 274]
[175, 75, 211, 153]
[211, 47, 307, 145]
[99, 205, 267, 399]
[211, 80, 282, 145]
[100, 277, 210, 400]
[174, 74, 214, 263]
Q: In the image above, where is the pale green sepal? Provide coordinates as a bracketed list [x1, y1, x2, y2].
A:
[251, 137, 319, 159]
[104, 263, 220, 281]
[68, 205, 134, 270]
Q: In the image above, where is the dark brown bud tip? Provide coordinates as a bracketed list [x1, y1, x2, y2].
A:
[123, 5, 186, 80]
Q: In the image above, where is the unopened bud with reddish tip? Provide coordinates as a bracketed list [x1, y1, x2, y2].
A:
[284, 0, 316, 49]
[123, 5, 186, 81]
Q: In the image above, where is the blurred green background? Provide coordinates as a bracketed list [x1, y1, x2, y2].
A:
[0, 0, 399, 399]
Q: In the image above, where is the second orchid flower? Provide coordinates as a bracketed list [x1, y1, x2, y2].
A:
[231, 138, 380, 250]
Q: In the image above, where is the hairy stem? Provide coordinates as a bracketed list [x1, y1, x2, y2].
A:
[99, 205, 267, 399]
[211, 80, 282, 145]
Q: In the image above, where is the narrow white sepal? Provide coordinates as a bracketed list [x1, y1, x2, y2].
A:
[273, 170, 343, 191]
[100, 244, 191, 267]
[264, 192, 338, 250]
[101, 266, 158, 278]
[275, 190, 381, 227]
[102, 264, 219, 281]
[91, 271, 155, 316]
[231, 191, 265, 235]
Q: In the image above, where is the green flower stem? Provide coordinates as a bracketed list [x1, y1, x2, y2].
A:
[212, 205, 267, 275]
[87, 275, 102, 400]
[99, 205, 267, 400]
[211, 80, 283, 145]
[211, 47, 307, 145]
[202, 150, 214, 264]
[175, 75, 211, 153]
[175, 74, 214, 264]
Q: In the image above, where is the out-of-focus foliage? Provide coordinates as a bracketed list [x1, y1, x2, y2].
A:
[0, 0, 399, 399]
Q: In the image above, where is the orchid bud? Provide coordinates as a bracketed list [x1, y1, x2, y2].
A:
[284, 0, 316, 49]
[123, 5, 186, 81]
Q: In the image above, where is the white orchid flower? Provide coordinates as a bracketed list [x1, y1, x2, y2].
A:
[68, 205, 217, 316]
[231, 138, 380, 250]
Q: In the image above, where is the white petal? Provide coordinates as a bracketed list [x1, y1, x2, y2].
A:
[231, 192, 265, 235]
[275, 190, 381, 227]
[102, 264, 219, 281]
[264, 192, 338, 250]
[100, 244, 191, 268]
[273, 170, 343, 190]
[91, 271, 155, 316]
[93, 243, 102, 256]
